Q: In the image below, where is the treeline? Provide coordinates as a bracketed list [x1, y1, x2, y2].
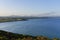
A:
[0, 30, 59, 40]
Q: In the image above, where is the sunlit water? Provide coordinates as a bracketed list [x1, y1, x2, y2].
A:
[0, 18, 60, 38]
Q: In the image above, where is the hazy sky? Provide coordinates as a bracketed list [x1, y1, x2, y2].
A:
[0, 0, 60, 16]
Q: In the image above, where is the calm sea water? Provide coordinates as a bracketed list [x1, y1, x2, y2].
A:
[0, 18, 60, 38]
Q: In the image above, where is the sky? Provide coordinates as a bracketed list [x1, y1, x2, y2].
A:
[0, 0, 60, 16]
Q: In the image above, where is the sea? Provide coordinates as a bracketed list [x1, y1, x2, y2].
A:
[0, 18, 60, 38]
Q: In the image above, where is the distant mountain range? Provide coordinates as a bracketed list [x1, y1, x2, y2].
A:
[0, 15, 60, 19]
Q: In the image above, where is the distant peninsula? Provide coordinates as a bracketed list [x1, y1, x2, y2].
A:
[0, 17, 27, 23]
[0, 16, 59, 23]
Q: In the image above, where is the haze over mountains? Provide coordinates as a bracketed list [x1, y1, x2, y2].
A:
[0, 12, 60, 17]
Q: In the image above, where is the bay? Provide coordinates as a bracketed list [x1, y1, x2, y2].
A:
[0, 18, 60, 38]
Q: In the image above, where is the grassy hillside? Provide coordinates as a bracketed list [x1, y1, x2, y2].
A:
[0, 30, 59, 40]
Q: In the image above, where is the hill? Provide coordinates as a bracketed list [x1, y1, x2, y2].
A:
[0, 30, 59, 40]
